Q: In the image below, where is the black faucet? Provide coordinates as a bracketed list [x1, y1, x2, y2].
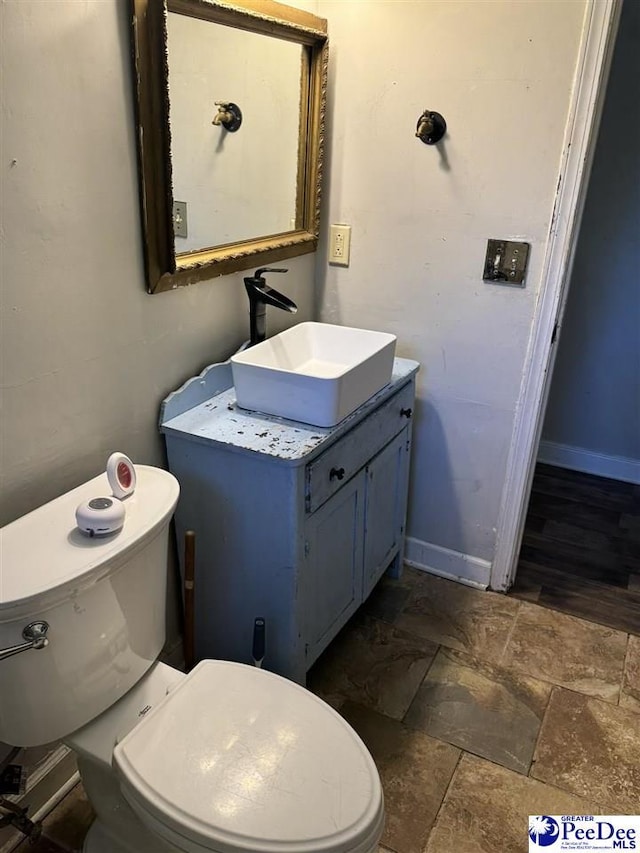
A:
[244, 268, 298, 347]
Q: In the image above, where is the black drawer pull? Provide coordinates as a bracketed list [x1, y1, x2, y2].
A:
[330, 467, 345, 481]
[400, 407, 413, 419]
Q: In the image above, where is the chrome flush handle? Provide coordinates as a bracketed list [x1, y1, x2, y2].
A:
[0, 622, 50, 662]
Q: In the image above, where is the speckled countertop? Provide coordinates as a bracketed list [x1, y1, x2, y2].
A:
[160, 357, 419, 462]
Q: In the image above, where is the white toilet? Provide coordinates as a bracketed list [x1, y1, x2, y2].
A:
[0, 466, 384, 853]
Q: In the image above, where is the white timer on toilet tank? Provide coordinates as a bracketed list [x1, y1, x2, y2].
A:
[75, 453, 137, 537]
[106, 452, 137, 499]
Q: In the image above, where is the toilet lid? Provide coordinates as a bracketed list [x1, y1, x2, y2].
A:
[114, 660, 384, 853]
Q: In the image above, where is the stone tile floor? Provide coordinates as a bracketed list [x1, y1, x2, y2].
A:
[16, 567, 640, 852]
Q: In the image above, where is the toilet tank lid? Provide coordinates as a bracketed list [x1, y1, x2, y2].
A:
[0, 466, 179, 617]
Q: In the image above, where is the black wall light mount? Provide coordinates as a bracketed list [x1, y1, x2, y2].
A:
[212, 101, 243, 132]
[415, 110, 447, 145]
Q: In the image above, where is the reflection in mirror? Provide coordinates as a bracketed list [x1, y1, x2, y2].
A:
[130, 0, 328, 294]
[167, 16, 304, 253]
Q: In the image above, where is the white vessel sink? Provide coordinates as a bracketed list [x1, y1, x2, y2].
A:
[231, 322, 397, 427]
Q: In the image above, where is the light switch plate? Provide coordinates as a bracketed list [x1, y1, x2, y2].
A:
[173, 201, 188, 239]
[483, 239, 530, 286]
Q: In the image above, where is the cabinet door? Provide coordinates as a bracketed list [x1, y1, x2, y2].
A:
[303, 471, 365, 667]
[363, 428, 410, 598]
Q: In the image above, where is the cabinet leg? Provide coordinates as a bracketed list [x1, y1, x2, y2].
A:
[387, 551, 403, 579]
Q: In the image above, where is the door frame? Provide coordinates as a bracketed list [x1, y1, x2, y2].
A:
[490, 0, 623, 591]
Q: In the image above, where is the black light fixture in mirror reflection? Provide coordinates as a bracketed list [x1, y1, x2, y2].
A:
[130, 0, 328, 294]
[212, 101, 243, 132]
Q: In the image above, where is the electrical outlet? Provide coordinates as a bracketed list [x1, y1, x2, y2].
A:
[329, 224, 351, 266]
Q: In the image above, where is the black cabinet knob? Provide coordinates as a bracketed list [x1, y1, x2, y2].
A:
[330, 467, 345, 481]
[400, 407, 413, 419]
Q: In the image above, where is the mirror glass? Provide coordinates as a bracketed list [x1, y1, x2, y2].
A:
[167, 15, 303, 252]
[131, 0, 328, 294]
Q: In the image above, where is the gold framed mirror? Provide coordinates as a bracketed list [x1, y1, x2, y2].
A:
[130, 0, 328, 294]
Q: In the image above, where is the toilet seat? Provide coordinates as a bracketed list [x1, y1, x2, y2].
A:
[114, 660, 384, 853]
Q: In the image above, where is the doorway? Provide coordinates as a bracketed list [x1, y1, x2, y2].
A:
[509, 0, 640, 633]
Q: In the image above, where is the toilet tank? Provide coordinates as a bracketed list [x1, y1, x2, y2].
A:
[0, 466, 179, 747]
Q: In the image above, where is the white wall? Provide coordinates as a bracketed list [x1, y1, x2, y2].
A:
[541, 0, 640, 483]
[316, 0, 588, 583]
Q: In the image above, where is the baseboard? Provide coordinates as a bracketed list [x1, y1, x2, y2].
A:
[404, 537, 490, 589]
[538, 440, 640, 485]
[0, 747, 79, 853]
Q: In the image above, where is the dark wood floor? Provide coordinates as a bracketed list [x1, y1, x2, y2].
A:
[509, 463, 640, 634]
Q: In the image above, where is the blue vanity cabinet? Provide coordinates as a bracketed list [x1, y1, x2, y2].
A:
[362, 428, 412, 597]
[160, 357, 418, 684]
[302, 426, 411, 666]
[302, 470, 365, 664]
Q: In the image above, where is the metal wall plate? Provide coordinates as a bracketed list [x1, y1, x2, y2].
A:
[483, 239, 530, 286]
[173, 201, 188, 239]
